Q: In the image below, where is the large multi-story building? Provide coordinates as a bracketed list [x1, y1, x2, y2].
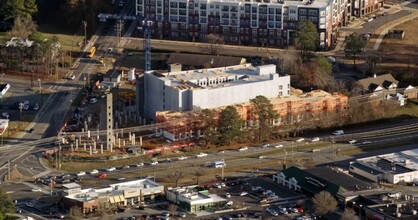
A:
[135, 0, 372, 49]
[140, 64, 290, 120]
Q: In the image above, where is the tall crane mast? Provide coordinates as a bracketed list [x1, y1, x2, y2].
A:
[98, 14, 153, 72]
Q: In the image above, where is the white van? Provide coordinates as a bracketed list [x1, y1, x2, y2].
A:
[332, 130, 344, 135]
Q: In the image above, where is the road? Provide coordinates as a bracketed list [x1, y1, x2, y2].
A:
[0, 0, 136, 182]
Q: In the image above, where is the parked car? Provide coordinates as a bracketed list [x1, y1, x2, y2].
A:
[240, 191, 248, 196]
[31, 188, 42, 192]
[266, 208, 278, 216]
[33, 103, 40, 111]
[89, 98, 98, 104]
[150, 161, 158, 165]
[117, 177, 126, 181]
[89, 169, 99, 174]
[225, 193, 231, 198]
[68, 75, 76, 80]
[226, 201, 233, 206]
[332, 130, 344, 135]
[99, 173, 107, 178]
[1, 112, 9, 119]
[177, 212, 186, 217]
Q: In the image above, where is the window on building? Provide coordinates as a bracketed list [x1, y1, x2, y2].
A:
[279, 85, 283, 89]
[268, 8, 275, 14]
[290, 9, 296, 14]
[252, 7, 257, 13]
[299, 9, 306, 15]
[309, 10, 318, 15]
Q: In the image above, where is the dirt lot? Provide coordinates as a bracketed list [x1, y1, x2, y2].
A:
[374, 17, 418, 74]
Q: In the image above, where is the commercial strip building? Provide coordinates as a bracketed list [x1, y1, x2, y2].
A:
[349, 149, 418, 184]
[272, 166, 375, 197]
[338, 189, 418, 220]
[166, 185, 227, 212]
[140, 64, 290, 120]
[62, 179, 164, 213]
[136, 0, 382, 49]
[155, 88, 347, 141]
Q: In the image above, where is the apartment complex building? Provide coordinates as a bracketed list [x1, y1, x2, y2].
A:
[155, 89, 348, 141]
[134, 0, 380, 49]
[140, 64, 290, 120]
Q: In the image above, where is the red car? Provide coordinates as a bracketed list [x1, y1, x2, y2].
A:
[99, 173, 107, 179]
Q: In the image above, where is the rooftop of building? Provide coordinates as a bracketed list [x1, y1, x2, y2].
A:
[307, 167, 376, 192]
[365, 193, 418, 220]
[168, 185, 226, 204]
[357, 149, 418, 175]
[150, 64, 284, 90]
[65, 179, 163, 202]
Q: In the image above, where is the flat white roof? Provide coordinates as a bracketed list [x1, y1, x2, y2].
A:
[357, 149, 418, 174]
[152, 64, 281, 90]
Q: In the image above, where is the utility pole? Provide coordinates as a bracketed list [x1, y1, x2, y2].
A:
[221, 159, 225, 181]
[8, 160, 10, 181]
[38, 79, 42, 107]
[82, 21, 87, 47]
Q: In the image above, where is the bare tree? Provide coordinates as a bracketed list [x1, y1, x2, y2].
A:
[167, 204, 178, 216]
[194, 168, 204, 185]
[69, 206, 83, 220]
[204, 34, 224, 55]
[341, 208, 357, 220]
[170, 170, 184, 187]
[312, 191, 338, 215]
[9, 15, 38, 39]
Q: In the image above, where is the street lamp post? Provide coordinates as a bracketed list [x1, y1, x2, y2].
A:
[38, 79, 42, 107]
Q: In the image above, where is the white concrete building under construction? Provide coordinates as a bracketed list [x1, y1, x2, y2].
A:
[140, 63, 290, 120]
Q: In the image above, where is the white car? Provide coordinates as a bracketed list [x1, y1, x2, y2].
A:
[33, 103, 40, 111]
[258, 155, 266, 159]
[22, 100, 29, 105]
[178, 156, 188, 160]
[150, 161, 159, 165]
[106, 167, 116, 172]
[333, 130, 344, 135]
[135, 163, 144, 167]
[349, 139, 357, 144]
[240, 191, 248, 196]
[196, 153, 208, 158]
[262, 144, 270, 148]
[274, 144, 284, 149]
[89, 98, 98, 104]
[296, 138, 305, 142]
[226, 201, 233, 206]
[117, 177, 126, 181]
[89, 169, 99, 174]
[213, 183, 222, 188]
[311, 137, 320, 142]
[361, 140, 372, 145]
[238, 146, 248, 151]
[1, 112, 10, 119]
[77, 171, 86, 176]
[225, 193, 231, 198]
[68, 75, 76, 80]
[31, 188, 42, 192]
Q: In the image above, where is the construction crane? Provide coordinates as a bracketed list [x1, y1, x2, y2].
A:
[98, 14, 153, 72]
